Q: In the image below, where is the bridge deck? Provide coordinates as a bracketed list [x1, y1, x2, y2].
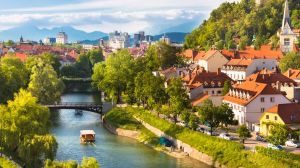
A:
[46, 102, 103, 114]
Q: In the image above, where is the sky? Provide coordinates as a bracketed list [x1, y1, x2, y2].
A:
[0, 0, 237, 34]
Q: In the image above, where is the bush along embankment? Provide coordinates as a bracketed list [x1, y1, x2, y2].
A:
[125, 107, 300, 168]
[103, 108, 160, 147]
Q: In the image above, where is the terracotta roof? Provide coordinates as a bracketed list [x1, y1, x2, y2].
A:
[193, 51, 206, 61]
[284, 69, 300, 80]
[225, 59, 253, 67]
[181, 49, 198, 61]
[246, 69, 297, 86]
[200, 50, 218, 61]
[192, 94, 211, 106]
[266, 103, 300, 124]
[223, 81, 282, 106]
[293, 29, 300, 33]
[183, 67, 232, 89]
[221, 45, 283, 60]
[5, 52, 28, 62]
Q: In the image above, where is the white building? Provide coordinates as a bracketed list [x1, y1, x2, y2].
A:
[221, 59, 277, 82]
[223, 81, 290, 131]
[108, 31, 130, 50]
[160, 34, 171, 45]
[43, 37, 56, 45]
[279, 0, 300, 52]
[56, 32, 68, 45]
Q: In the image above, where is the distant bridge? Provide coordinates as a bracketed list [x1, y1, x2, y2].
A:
[46, 102, 104, 114]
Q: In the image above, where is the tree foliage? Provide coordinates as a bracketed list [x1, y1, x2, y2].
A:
[268, 123, 290, 145]
[0, 90, 57, 167]
[237, 125, 251, 143]
[0, 57, 29, 103]
[28, 58, 65, 104]
[279, 52, 300, 72]
[222, 80, 232, 96]
[45, 157, 100, 168]
[184, 0, 300, 50]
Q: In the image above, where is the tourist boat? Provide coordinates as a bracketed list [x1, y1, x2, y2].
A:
[80, 130, 96, 144]
[75, 109, 83, 116]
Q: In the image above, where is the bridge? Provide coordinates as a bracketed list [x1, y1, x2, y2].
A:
[46, 102, 104, 114]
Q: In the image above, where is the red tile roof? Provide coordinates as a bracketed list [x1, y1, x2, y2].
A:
[225, 59, 253, 67]
[224, 81, 282, 106]
[284, 69, 300, 80]
[266, 103, 300, 124]
[192, 94, 211, 106]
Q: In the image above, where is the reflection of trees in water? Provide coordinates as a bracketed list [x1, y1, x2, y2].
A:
[63, 81, 96, 92]
[50, 110, 61, 128]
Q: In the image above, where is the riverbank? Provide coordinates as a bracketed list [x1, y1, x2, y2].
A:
[102, 108, 192, 159]
[105, 107, 300, 168]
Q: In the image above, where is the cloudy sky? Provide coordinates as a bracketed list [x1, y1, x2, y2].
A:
[0, 0, 237, 34]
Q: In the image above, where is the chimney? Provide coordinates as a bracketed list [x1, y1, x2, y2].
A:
[287, 69, 291, 77]
[217, 68, 221, 75]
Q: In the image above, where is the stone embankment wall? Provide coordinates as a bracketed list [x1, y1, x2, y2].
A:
[135, 117, 225, 168]
[102, 119, 140, 139]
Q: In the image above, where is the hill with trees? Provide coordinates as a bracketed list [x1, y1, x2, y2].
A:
[184, 0, 300, 50]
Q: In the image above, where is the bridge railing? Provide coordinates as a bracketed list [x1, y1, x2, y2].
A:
[46, 102, 102, 106]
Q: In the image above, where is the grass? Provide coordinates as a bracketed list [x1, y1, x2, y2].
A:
[125, 107, 300, 168]
[0, 157, 18, 168]
[104, 108, 160, 147]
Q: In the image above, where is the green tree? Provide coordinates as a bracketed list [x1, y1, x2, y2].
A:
[268, 123, 290, 145]
[1, 90, 57, 167]
[28, 59, 65, 104]
[81, 157, 100, 168]
[222, 80, 232, 95]
[166, 78, 190, 123]
[198, 100, 222, 135]
[45, 157, 99, 168]
[25, 53, 61, 75]
[0, 57, 29, 103]
[92, 50, 135, 103]
[219, 103, 235, 127]
[75, 54, 92, 78]
[189, 113, 200, 131]
[279, 52, 300, 72]
[237, 125, 251, 144]
[86, 48, 103, 66]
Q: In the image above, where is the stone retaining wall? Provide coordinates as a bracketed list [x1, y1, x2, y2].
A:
[102, 119, 140, 139]
[135, 117, 225, 168]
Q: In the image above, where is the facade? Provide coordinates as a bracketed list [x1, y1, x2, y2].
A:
[246, 69, 300, 102]
[197, 50, 229, 72]
[160, 34, 171, 45]
[43, 37, 56, 45]
[56, 32, 68, 44]
[221, 59, 277, 82]
[260, 103, 300, 136]
[279, 0, 300, 52]
[183, 67, 232, 100]
[223, 81, 290, 131]
[108, 31, 130, 50]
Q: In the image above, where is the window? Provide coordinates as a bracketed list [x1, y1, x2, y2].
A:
[275, 116, 277, 121]
[270, 97, 275, 102]
[217, 91, 222, 94]
[212, 91, 215, 95]
[284, 38, 290, 46]
[261, 108, 265, 113]
[266, 115, 269, 119]
[261, 97, 265, 102]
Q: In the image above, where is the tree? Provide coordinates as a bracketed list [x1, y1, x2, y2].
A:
[75, 54, 92, 78]
[28, 59, 65, 104]
[45, 157, 100, 168]
[279, 52, 300, 72]
[198, 100, 222, 135]
[167, 78, 190, 123]
[268, 123, 290, 145]
[81, 157, 100, 168]
[218, 103, 235, 127]
[0, 57, 29, 103]
[222, 80, 232, 95]
[25, 53, 61, 75]
[86, 48, 103, 66]
[92, 50, 135, 103]
[1, 90, 57, 167]
[189, 114, 200, 130]
[237, 125, 251, 144]
[134, 71, 167, 109]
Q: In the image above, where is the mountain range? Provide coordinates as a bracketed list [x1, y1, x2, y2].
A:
[0, 25, 189, 44]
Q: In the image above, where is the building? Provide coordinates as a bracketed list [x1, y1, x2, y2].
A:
[56, 32, 68, 44]
[160, 34, 171, 45]
[279, 0, 300, 52]
[221, 59, 277, 82]
[260, 103, 300, 136]
[246, 69, 300, 102]
[223, 81, 290, 131]
[196, 50, 229, 72]
[284, 69, 300, 83]
[43, 37, 56, 45]
[108, 31, 130, 50]
[183, 67, 232, 103]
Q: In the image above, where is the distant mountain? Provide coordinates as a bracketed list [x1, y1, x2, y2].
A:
[153, 32, 189, 43]
[158, 21, 199, 34]
[0, 25, 107, 42]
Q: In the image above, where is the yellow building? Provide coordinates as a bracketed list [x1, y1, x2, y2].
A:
[260, 103, 300, 136]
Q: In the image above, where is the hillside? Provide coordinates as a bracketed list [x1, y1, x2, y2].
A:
[184, 0, 300, 50]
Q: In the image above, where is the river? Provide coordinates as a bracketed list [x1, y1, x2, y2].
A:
[51, 92, 209, 168]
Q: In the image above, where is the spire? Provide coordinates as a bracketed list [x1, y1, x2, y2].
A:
[282, 0, 291, 30]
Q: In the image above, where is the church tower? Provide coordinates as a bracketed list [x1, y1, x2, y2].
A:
[279, 0, 299, 53]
